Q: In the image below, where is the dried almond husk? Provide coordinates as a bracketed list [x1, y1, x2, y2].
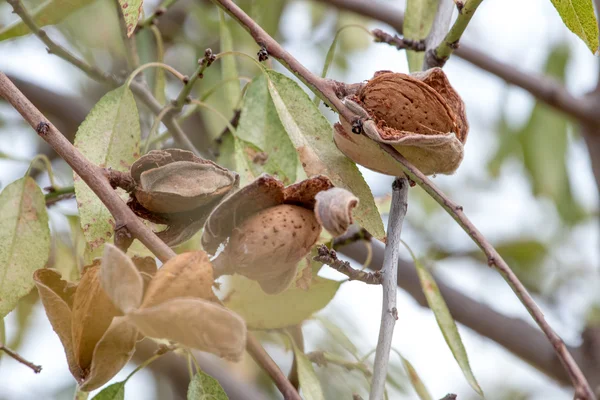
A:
[314, 187, 359, 237]
[131, 149, 238, 214]
[333, 68, 468, 176]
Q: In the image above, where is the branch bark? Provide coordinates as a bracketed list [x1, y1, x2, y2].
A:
[370, 177, 408, 400]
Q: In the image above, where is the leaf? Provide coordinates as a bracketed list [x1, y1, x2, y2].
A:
[128, 298, 246, 361]
[91, 381, 125, 400]
[74, 85, 140, 251]
[549, 0, 598, 53]
[0, 318, 5, 345]
[404, 0, 438, 71]
[400, 355, 432, 400]
[265, 70, 385, 241]
[289, 335, 324, 400]
[118, 0, 143, 37]
[101, 244, 144, 313]
[236, 75, 299, 184]
[219, 10, 240, 110]
[0, 177, 50, 318]
[0, 0, 96, 41]
[315, 316, 359, 357]
[187, 371, 228, 400]
[413, 259, 482, 396]
[225, 275, 340, 330]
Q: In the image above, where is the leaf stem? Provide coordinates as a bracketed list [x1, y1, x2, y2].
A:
[125, 62, 186, 88]
[173, 49, 216, 109]
[369, 177, 409, 400]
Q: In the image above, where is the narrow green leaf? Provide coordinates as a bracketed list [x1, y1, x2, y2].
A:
[264, 69, 385, 241]
[549, 0, 598, 53]
[400, 356, 433, 400]
[0, 0, 96, 41]
[236, 75, 299, 184]
[74, 85, 140, 251]
[0, 177, 50, 318]
[225, 276, 340, 330]
[219, 10, 241, 110]
[411, 256, 483, 396]
[92, 381, 125, 400]
[316, 316, 359, 357]
[150, 26, 167, 105]
[117, 0, 143, 37]
[404, 0, 438, 71]
[187, 371, 228, 400]
[289, 337, 325, 400]
[0, 318, 5, 345]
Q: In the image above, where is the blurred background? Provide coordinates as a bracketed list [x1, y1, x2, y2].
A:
[0, 0, 598, 399]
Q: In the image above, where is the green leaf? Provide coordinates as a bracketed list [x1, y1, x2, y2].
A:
[0, 177, 50, 319]
[264, 69, 385, 241]
[74, 85, 140, 251]
[315, 316, 359, 357]
[0, 0, 96, 41]
[0, 318, 5, 345]
[400, 356, 432, 400]
[549, 0, 598, 53]
[219, 10, 241, 111]
[404, 0, 438, 71]
[225, 275, 340, 330]
[236, 75, 299, 184]
[92, 381, 125, 400]
[289, 336, 325, 400]
[187, 371, 228, 400]
[118, 0, 143, 37]
[412, 258, 482, 396]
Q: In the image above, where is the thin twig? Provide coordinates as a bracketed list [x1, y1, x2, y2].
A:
[174, 49, 216, 109]
[372, 29, 425, 51]
[377, 144, 596, 400]
[6, 0, 118, 85]
[44, 185, 76, 206]
[370, 177, 408, 400]
[287, 325, 304, 390]
[314, 244, 381, 284]
[0, 72, 299, 400]
[246, 335, 302, 400]
[0, 343, 42, 373]
[307, 351, 372, 377]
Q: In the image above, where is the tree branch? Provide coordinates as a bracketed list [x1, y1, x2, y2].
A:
[0, 72, 299, 400]
[313, 0, 600, 126]
[0, 342, 42, 373]
[370, 177, 408, 400]
[376, 144, 595, 400]
[314, 244, 382, 284]
[334, 227, 574, 386]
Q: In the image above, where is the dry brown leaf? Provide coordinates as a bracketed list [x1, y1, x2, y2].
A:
[80, 317, 138, 391]
[101, 244, 144, 313]
[71, 262, 121, 370]
[141, 251, 215, 309]
[128, 298, 247, 361]
[314, 187, 359, 237]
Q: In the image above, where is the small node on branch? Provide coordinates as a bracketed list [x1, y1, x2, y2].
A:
[36, 121, 50, 136]
[199, 48, 216, 67]
[455, 1, 465, 13]
[440, 394, 457, 400]
[257, 46, 269, 62]
[182, 75, 190, 84]
[155, 7, 167, 16]
[114, 222, 134, 252]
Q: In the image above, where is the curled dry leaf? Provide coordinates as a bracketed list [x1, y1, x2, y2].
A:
[101, 244, 144, 313]
[128, 298, 247, 361]
[333, 68, 468, 176]
[34, 266, 137, 391]
[203, 174, 333, 294]
[140, 251, 216, 308]
[314, 187, 359, 237]
[129, 149, 239, 246]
